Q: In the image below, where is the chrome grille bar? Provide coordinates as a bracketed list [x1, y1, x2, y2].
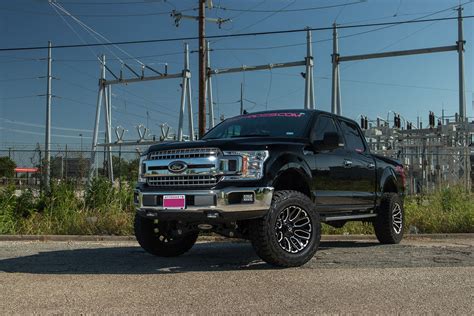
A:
[148, 148, 220, 160]
[147, 175, 218, 187]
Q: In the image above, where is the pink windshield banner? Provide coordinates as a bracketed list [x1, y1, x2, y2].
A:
[243, 112, 306, 119]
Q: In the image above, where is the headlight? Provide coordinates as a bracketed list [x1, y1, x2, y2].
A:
[138, 154, 147, 183]
[222, 150, 269, 180]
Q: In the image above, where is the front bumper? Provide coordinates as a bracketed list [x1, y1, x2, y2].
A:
[134, 186, 274, 221]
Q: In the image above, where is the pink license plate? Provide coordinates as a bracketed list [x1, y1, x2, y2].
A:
[163, 195, 186, 210]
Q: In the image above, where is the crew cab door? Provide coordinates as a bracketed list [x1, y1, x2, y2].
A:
[309, 114, 354, 208]
[337, 119, 376, 206]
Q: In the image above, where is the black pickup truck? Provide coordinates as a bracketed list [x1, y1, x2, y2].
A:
[134, 110, 405, 267]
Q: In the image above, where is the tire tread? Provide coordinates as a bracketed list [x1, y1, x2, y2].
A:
[250, 190, 321, 267]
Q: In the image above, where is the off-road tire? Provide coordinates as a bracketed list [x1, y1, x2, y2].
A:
[373, 193, 404, 244]
[134, 214, 198, 257]
[250, 190, 321, 267]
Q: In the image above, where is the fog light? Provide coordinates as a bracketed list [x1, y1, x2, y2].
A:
[198, 224, 213, 230]
[206, 211, 219, 219]
[242, 193, 254, 203]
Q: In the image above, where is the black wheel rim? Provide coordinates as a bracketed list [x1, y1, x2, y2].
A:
[153, 219, 174, 243]
[275, 205, 312, 254]
[392, 203, 403, 234]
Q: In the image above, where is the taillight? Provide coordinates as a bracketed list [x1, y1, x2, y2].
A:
[395, 165, 406, 189]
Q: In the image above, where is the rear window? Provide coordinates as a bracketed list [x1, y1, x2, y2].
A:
[202, 112, 311, 139]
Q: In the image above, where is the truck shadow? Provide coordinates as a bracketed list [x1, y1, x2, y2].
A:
[0, 241, 382, 274]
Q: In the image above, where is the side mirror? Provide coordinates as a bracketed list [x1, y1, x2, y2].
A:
[314, 132, 344, 151]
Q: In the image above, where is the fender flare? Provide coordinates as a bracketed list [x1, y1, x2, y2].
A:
[379, 167, 398, 194]
[267, 153, 312, 193]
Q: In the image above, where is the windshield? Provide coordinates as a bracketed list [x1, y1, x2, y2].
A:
[203, 111, 312, 140]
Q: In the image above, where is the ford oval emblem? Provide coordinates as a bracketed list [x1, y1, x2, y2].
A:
[168, 161, 187, 173]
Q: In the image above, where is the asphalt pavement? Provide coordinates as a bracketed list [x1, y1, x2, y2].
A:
[0, 236, 472, 314]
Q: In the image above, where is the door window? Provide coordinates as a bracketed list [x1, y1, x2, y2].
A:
[311, 115, 338, 145]
[339, 120, 366, 153]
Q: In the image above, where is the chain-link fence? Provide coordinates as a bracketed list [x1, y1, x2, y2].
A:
[371, 150, 474, 194]
[0, 147, 140, 189]
[1, 145, 473, 194]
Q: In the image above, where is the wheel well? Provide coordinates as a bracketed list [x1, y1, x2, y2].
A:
[273, 169, 311, 198]
[383, 178, 398, 193]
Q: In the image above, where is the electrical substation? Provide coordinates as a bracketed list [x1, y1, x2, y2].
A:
[85, 5, 472, 193]
[1, 1, 472, 193]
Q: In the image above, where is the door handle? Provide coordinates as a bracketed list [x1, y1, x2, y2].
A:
[344, 159, 353, 168]
[367, 163, 375, 169]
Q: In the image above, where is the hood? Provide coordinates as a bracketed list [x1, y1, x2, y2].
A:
[147, 137, 308, 153]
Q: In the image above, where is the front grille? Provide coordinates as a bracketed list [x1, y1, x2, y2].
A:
[148, 148, 219, 160]
[146, 175, 219, 187]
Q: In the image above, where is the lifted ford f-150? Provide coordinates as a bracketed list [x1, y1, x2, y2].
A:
[134, 110, 405, 267]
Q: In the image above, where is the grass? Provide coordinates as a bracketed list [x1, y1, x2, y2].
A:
[322, 186, 473, 234]
[0, 181, 472, 235]
[0, 178, 134, 236]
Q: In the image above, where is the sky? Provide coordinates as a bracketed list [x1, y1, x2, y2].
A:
[0, 0, 473, 151]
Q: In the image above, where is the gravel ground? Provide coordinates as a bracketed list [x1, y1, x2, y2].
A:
[0, 236, 472, 314]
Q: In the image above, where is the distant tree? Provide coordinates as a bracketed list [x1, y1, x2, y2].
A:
[0, 156, 16, 178]
[112, 156, 140, 182]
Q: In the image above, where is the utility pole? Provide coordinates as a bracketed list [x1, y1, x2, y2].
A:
[171, 1, 228, 137]
[331, 24, 339, 115]
[240, 83, 244, 115]
[44, 41, 52, 190]
[457, 6, 466, 121]
[198, 0, 207, 138]
[206, 41, 214, 129]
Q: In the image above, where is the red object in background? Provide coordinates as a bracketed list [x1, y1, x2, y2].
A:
[395, 165, 406, 189]
[15, 167, 39, 173]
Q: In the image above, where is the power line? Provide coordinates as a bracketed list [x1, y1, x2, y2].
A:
[271, 71, 473, 93]
[208, 1, 471, 53]
[0, 127, 93, 139]
[0, 6, 195, 17]
[51, 2, 134, 65]
[0, 118, 97, 133]
[223, 0, 267, 21]
[57, 96, 150, 121]
[1, 15, 472, 52]
[57, 1, 169, 5]
[52, 77, 180, 120]
[55, 51, 183, 62]
[0, 59, 42, 64]
[0, 76, 42, 82]
[50, 1, 102, 61]
[226, 0, 297, 35]
[111, 92, 180, 119]
[1, 95, 41, 100]
[326, 0, 472, 49]
[333, 0, 353, 22]
[215, 1, 365, 13]
[339, 11, 456, 73]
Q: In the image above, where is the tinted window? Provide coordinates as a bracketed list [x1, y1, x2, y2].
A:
[203, 111, 311, 139]
[339, 120, 366, 152]
[311, 115, 338, 142]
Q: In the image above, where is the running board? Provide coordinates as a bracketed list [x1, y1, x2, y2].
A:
[323, 213, 377, 222]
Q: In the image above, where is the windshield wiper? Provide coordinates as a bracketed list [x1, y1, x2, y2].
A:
[231, 133, 270, 138]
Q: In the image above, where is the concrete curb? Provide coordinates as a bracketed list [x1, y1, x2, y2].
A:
[0, 233, 471, 242]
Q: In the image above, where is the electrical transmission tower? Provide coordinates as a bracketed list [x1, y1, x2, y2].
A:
[171, 0, 230, 138]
